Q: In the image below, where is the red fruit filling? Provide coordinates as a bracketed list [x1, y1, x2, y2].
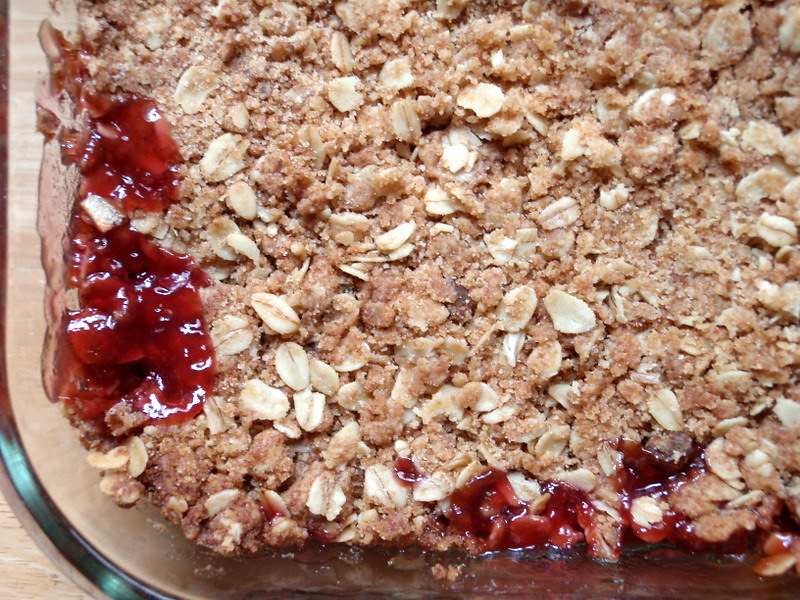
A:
[61, 219, 214, 426]
[47, 28, 215, 432]
[394, 456, 424, 485]
[442, 468, 595, 553]
[614, 439, 750, 553]
[401, 439, 798, 562]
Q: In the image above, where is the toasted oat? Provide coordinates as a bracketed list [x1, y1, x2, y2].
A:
[126, 436, 148, 478]
[457, 83, 505, 118]
[742, 121, 783, 156]
[754, 553, 797, 577]
[225, 102, 249, 133]
[81, 194, 123, 233]
[597, 442, 622, 476]
[713, 416, 748, 436]
[293, 388, 326, 431]
[200, 134, 248, 182]
[330, 31, 355, 73]
[364, 464, 408, 508]
[774, 397, 800, 428]
[560, 126, 586, 161]
[526, 340, 562, 380]
[239, 379, 290, 421]
[744, 449, 774, 478]
[435, 0, 469, 20]
[309, 358, 340, 396]
[702, 3, 752, 68]
[756, 213, 798, 247]
[441, 143, 475, 173]
[389, 99, 422, 143]
[174, 66, 217, 114]
[376, 222, 416, 252]
[543, 289, 596, 334]
[726, 490, 765, 510]
[380, 58, 414, 90]
[484, 231, 518, 265]
[205, 489, 239, 517]
[705, 438, 743, 486]
[261, 489, 289, 519]
[736, 167, 790, 203]
[323, 421, 361, 467]
[779, 6, 800, 54]
[548, 383, 573, 409]
[630, 497, 664, 528]
[87, 446, 129, 471]
[327, 76, 363, 112]
[647, 388, 683, 431]
[501, 332, 526, 367]
[424, 186, 459, 216]
[555, 468, 596, 492]
[538, 197, 580, 230]
[413, 472, 455, 502]
[99, 473, 142, 507]
[338, 264, 370, 281]
[482, 404, 517, 424]
[210, 315, 253, 356]
[225, 181, 258, 220]
[226, 232, 260, 261]
[507, 472, 541, 502]
[598, 184, 629, 210]
[535, 425, 570, 460]
[274, 342, 310, 391]
[497, 286, 538, 332]
[251, 293, 301, 335]
[306, 473, 346, 521]
[203, 397, 227, 435]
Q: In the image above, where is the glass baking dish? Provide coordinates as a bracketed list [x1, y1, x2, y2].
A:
[0, 0, 798, 597]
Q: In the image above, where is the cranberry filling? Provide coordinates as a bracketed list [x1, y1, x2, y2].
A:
[47, 30, 216, 432]
[61, 218, 214, 425]
[444, 468, 594, 552]
[424, 437, 799, 561]
[69, 98, 182, 213]
[614, 439, 751, 553]
[394, 456, 423, 485]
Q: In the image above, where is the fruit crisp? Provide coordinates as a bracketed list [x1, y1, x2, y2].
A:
[39, 0, 800, 576]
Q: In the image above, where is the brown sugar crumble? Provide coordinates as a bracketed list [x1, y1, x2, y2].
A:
[42, 0, 800, 576]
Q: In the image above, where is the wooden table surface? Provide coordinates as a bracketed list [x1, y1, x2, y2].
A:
[0, 498, 87, 599]
[3, 2, 89, 598]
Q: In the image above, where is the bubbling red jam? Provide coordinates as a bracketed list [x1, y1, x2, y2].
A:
[68, 98, 182, 213]
[48, 27, 216, 432]
[440, 468, 595, 552]
[614, 439, 751, 554]
[394, 456, 424, 485]
[62, 219, 214, 425]
[405, 438, 797, 561]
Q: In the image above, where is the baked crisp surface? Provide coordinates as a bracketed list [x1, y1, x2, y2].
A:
[71, 0, 800, 561]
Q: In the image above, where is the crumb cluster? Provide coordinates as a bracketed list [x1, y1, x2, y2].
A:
[69, 0, 800, 565]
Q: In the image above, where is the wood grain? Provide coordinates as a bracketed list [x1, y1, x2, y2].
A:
[3, 1, 88, 598]
[0, 497, 87, 600]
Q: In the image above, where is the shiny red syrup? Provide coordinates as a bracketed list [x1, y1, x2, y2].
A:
[48, 27, 216, 432]
[394, 456, 423, 485]
[444, 468, 595, 552]
[614, 439, 750, 554]
[68, 98, 182, 213]
[62, 218, 214, 426]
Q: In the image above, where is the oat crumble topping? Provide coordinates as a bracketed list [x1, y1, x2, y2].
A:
[45, 0, 800, 573]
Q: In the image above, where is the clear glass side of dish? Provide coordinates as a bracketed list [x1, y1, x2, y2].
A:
[0, 0, 796, 598]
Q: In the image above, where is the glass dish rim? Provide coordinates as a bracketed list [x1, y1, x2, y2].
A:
[2, 3, 799, 598]
[0, 2, 165, 595]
